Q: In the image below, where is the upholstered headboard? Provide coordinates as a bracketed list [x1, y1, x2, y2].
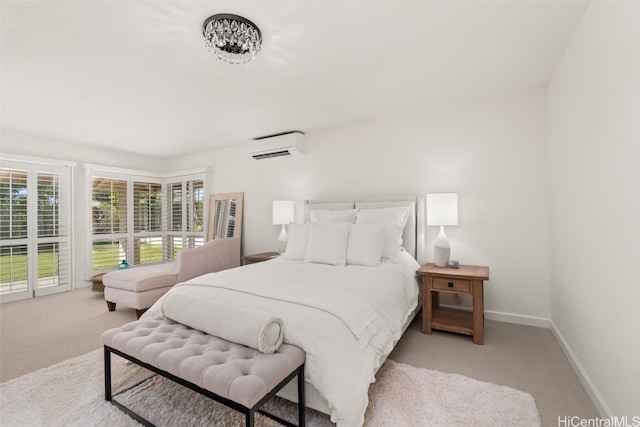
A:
[304, 195, 418, 258]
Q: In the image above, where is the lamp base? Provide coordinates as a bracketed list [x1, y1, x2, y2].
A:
[278, 225, 287, 242]
[434, 245, 451, 267]
[433, 226, 451, 267]
[277, 225, 288, 254]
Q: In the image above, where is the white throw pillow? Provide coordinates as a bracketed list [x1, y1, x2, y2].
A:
[284, 223, 308, 260]
[355, 206, 411, 228]
[355, 206, 411, 260]
[346, 224, 386, 266]
[309, 209, 358, 224]
[380, 225, 404, 261]
[304, 223, 351, 266]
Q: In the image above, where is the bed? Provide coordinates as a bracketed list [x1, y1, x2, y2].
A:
[143, 195, 421, 426]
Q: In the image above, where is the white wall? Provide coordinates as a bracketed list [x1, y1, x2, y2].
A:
[0, 130, 170, 172]
[547, 1, 640, 418]
[1, 85, 553, 325]
[173, 88, 551, 323]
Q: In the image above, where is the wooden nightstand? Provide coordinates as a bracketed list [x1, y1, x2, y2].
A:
[416, 263, 490, 345]
[243, 252, 280, 265]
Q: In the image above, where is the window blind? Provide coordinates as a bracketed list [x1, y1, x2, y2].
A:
[188, 179, 205, 233]
[89, 170, 205, 273]
[91, 176, 128, 270]
[133, 181, 163, 265]
[0, 169, 28, 240]
[1, 162, 72, 301]
[134, 182, 162, 233]
[0, 245, 28, 295]
[164, 177, 205, 261]
[0, 169, 28, 292]
[91, 177, 127, 235]
[36, 171, 70, 289]
[92, 239, 126, 271]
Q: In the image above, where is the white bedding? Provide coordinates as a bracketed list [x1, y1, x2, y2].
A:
[145, 251, 420, 427]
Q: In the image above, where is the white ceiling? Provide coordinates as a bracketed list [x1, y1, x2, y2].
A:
[1, 1, 589, 158]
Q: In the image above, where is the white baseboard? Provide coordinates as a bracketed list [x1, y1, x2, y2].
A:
[549, 320, 612, 418]
[484, 309, 550, 328]
[74, 281, 92, 290]
[435, 304, 550, 328]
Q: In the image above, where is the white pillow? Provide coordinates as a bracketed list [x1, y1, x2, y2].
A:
[380, 225, 404, 261]
[346, 224, 386, 266]
[309, 209, 358, 224]
[355, 206, 411, 260]
[304, 223, 351, 266]
[283, 223, 308, 260]
[355, 206, 411, 229]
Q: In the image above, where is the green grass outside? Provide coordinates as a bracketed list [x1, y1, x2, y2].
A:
[0, 251, 58, 283]
[91, 242, 165, 270]
[1, 243, 173, 284]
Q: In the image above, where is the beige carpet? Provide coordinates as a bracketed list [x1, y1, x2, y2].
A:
[0, 289, 602, 426]
[0, 349, 541, 427]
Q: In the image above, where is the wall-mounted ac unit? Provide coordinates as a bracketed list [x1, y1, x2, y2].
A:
[249, 131, 305, 160]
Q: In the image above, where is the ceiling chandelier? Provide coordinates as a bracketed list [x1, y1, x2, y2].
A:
[202, 14, 262, 65]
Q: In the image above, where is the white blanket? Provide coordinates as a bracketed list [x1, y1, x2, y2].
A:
[145, 252, 420, 427]
[170, 277, 382, 349]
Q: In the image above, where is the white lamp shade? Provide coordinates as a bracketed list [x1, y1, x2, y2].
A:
[426, 193, 458, 226]
[272, 200, 294, 225]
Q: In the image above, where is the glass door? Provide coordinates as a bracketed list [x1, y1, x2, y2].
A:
[0, 160, 72, 303]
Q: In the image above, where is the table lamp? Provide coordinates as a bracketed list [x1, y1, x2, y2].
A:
[426, 193, 458, 267]
[272, 200, 294, 251]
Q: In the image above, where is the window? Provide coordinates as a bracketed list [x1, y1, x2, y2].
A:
[165, 176, 205, 260]
[90, 173, 166, 271]
[0, 160, 72, 302]
[0, 168, 28, 296]
[133, 181, 163, 264]
[89, 168, 205, 274]
[91, 176, 128, 271]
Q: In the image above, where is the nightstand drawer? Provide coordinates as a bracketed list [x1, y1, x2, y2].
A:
[432, 277, 471, 293]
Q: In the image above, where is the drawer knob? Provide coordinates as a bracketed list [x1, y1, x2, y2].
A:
[448, 282, 454, 288]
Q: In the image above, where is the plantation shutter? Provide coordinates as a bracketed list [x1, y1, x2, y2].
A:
[133, 181, 163, 265]
[187, 179, 205, 233]
[0, 168, 29, 297]
[164, 177, 205, 260]
[89, 168, 205, 273]
[1, 161, 72, 302]
[35, 170, 71, 293]
[91, 177, 128, 271]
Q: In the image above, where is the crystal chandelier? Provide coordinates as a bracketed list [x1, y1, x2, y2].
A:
[202, 14, 262, 65]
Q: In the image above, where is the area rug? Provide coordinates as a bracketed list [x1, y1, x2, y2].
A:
[0, 349, 541, 426]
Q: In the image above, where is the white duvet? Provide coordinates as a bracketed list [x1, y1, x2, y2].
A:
[145, 252, 420, 427]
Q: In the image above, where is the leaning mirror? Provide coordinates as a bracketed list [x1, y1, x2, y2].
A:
[207, 192, 243, 240]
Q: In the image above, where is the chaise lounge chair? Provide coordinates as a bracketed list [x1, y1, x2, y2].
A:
[103, 237, 241, 318]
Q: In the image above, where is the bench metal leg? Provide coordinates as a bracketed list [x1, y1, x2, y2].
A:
[297, 364, 306, 427]
[104, 347, 112, 401]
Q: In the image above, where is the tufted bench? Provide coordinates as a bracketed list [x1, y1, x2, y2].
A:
[102, 316, 306, 427]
